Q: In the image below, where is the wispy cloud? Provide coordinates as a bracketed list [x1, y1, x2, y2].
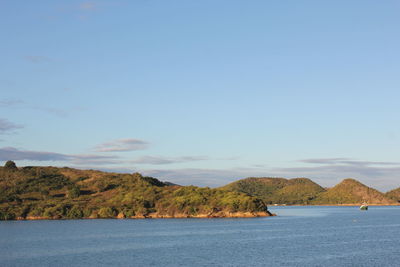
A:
[275, 164, 399, 178]
[0, 119, 23, 134]
[130, 155, 209, 165]
[94, 138, 149, 152]
[32, 106, 68, 117]
[299, 158, 400, 166]
[0, 147, 120, 165]
[0, 98, 71, 118]
[0, 100, 24, 107]
[69, 154, 121, 165]
[299, 158, 350, 164]
[0, 147, 68, 161]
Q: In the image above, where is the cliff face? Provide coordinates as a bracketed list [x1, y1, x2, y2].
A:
[0, 164, 271, 220]
[313, 179, 397, 205]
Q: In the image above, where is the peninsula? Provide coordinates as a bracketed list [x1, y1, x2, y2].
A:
[0, 161, 273, 220]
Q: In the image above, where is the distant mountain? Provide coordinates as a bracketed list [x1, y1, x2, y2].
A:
[223, 177, 398, 205]
[222, 177, 325, 204]
[0, 161, 272, 220]
[385, 188, 400, 203]
[313, 178, 396, 205]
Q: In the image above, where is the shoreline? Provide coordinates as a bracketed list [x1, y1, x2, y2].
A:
[11, 211, 276, 221]
[4, 205, 400, 221]
[271, 204, 400, 207]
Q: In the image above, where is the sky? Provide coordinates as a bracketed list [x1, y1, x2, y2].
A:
[1, 1, 400, 191]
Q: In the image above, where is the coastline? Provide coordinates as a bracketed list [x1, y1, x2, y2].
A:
[271, 204, 400, 207]
[7, 205, 400, 221]
[14, 211, 276, 221]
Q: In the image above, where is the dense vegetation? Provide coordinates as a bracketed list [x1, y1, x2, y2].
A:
[224, 177, 397, 205]
[0, 161, 269, 220]
[1, 161, 398, 220]
[222, 177, 325, 204]
[313, 179, 396, 205]
[385, 187, 400, 203]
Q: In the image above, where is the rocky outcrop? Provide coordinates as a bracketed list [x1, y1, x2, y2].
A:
[16, 211, 276, 220]
[25, 216, 51, 220]
[133, 210, 275, 219]
[117, 212, 126, 219]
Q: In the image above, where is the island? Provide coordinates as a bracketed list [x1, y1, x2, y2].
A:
[0, 161, 274, 220]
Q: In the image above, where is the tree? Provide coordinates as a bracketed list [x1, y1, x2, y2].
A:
[67, 186, 81, 198]
[4, 160, 17, 171]
[98, 207, 116, 218]
[67, 206, 83, 219]
[40, 189, 49, 200]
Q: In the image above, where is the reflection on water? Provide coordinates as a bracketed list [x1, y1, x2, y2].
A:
[1, 206, 400, 266]
[269, 206, 332, 217]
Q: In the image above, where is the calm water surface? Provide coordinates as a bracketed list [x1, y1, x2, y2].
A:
[1, 206, 400, 266]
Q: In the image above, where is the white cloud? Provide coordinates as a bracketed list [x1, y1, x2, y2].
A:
[94, 138, 149, 152]
[130, 155, 209, 165]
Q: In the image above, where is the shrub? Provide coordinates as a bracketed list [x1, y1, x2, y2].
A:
[0, 209, 15, 220]
[4, 160, 17, 171]
[67, 206, 83, 219]
[67, 186, 81, 198]
[98, 207, 116, 218]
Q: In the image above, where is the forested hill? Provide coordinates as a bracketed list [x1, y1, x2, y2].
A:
[222, 177, 326, 205]
[313, 178, 396, 205]
[0, 161, 271, 220]
[386, 187, 400, 202]
[224, 177, 398, 205]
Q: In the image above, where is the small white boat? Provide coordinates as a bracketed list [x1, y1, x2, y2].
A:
[360, 203, 368, 210]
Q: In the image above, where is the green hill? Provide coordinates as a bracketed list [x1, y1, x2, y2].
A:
[312, 178, 396, 205]
[222, 177, 325, 204]
[0, 161, 271, 220]
[385, 188, 400, 203]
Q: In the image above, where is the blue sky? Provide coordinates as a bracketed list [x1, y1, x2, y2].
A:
[1, 1, 400, 191]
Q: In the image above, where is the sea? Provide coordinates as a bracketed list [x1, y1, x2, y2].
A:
[1, 206, 400, 266]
